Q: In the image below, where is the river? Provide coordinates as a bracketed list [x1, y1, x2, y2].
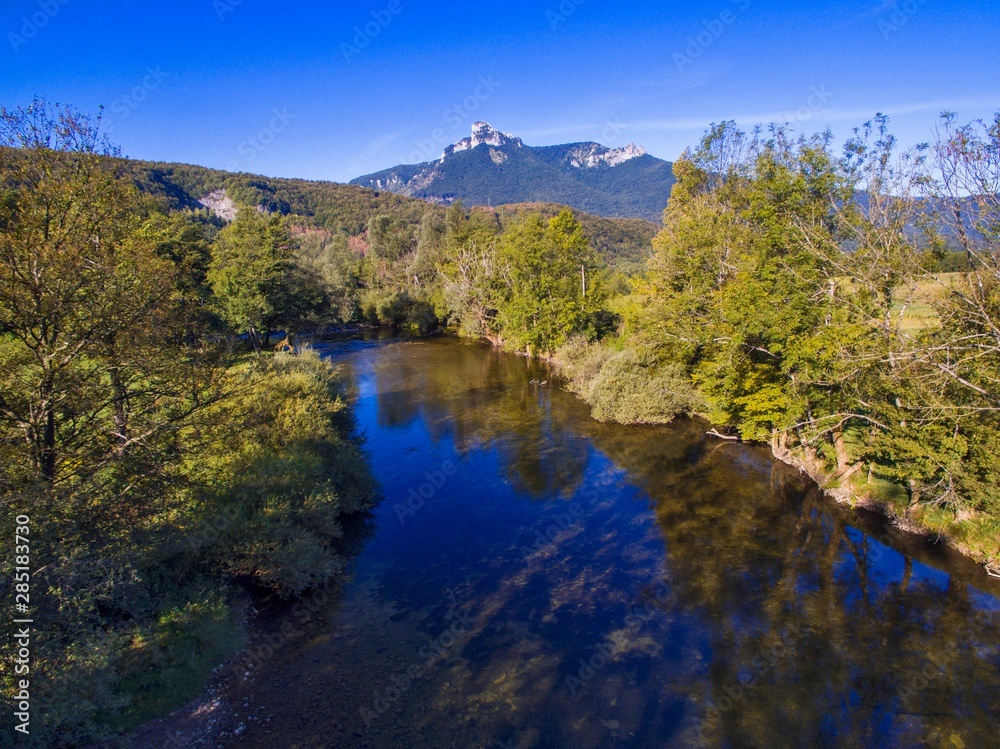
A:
[211, 333, 1000, 749]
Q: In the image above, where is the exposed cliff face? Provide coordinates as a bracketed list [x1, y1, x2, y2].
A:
[198, 188, 239, 222]
[443, 122, 524, 159]
[564, 142, 647, 168]
[351, 122, 675, 221]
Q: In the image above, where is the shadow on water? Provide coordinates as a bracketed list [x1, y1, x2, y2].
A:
[211, 336, 999, 749]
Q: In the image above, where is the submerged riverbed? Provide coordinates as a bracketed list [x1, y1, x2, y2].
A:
[198, 334, 999, 748]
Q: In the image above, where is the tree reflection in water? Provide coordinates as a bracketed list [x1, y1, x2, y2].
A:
[224, 336, 998, 749]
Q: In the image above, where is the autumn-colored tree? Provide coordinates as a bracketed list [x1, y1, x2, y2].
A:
[0, 100, 192, 484]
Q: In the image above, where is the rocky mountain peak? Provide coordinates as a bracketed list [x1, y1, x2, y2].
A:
[442, 122, 524, 160]
[352, 125, 674, 221]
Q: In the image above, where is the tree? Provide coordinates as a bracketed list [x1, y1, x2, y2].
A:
[207, 208, 295, 350]
[367, 213, 414, 261]
[142, 210, 221, 337]
[860, 113, 1000, 511]
[295, 229, 365, 323]
[441, 238, 505, 344]
[495, 210, 602, 357]
[645, 125, 853, 444]
[0, 99, 188, 484]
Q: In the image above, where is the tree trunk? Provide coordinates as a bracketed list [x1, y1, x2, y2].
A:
[41, 405, 56, 483]
[831, 427, 856, 479]
[906, 479, 921, 511]
[109, 365, 130, 442]
[248, 325, 262, 354]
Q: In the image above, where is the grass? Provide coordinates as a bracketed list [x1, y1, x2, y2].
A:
[896, 273, 965, 333]
[834, 272, 965, 333]
[846, 464, 1000, 567]
[113, 591, 245, 730]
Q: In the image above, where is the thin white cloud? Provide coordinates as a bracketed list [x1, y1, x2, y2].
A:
[621, 96, 1000, 134]
[340, 130, 406, 174]
[362, 130, 405, 155]
[510, 96, 998, 155]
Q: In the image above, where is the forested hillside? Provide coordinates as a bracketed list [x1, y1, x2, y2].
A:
[118, 157, 436, 232]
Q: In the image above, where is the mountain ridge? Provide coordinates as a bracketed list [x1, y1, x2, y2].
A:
[352, 122, 676, 222]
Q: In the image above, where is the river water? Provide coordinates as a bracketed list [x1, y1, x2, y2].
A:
[221, 333, 1000, 749]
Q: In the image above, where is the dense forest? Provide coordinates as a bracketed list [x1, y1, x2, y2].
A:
[1, 97, 998, 745]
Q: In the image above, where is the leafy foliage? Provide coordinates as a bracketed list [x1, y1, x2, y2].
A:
[555, 113, 1000, 564]
[0, 100, 378, 746]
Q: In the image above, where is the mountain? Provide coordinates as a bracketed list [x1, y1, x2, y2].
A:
[98, 155, 657, 266]
[351, 122, 676, 222]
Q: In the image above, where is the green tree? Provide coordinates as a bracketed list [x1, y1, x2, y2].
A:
[367, 213, 414, 260]
[495, 209, 603, 356]
[207, 208, 295, 350]
[644, 124, 862, 448]
[0, 100, 192, 484]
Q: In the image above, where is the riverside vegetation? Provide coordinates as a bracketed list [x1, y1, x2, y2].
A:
[436, 114, 1000, 569]
[557, 117, 1000, 568]
[1, 98, 998, 745]
[0, 102, 378, 745]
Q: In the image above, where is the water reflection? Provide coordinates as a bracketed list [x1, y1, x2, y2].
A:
[371, 339, 589, 499]
[219, 336, 999, 749]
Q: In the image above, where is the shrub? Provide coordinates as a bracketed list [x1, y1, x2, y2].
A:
[557, 339, 703, 424]
[194, 348, 378, 597]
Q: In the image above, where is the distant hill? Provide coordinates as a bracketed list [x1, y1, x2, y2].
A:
[105, 155, 656, 266]
[351, 122, 676, 222]
[116, 157, 432, 235]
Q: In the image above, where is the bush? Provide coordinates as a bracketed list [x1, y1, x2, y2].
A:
[555, 335, 613, 395]
[406, 300, 439, 335]
[181, 349, 376, 597]
[557, 338, 703, 424]
[192, 348, 378, 597]
[377, 293, 411, 326]
[366, 292, 439, 334]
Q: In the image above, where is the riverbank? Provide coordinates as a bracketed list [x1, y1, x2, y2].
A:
[5, 349, 380, 748]
[547, 341, 1000, 576]
[769, 440, 1000, 575]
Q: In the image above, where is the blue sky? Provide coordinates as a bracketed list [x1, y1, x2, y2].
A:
[2, 0, 997, 182]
